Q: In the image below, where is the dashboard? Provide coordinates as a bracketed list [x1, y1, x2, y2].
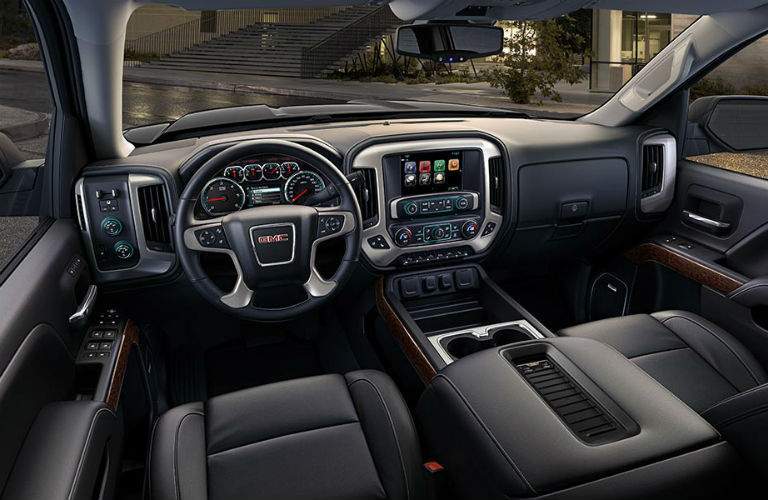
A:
[195, 153, 339, 219]
[73, 118, 677, 285]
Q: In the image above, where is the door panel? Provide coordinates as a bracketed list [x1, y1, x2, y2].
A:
[0, 220, 122, 499]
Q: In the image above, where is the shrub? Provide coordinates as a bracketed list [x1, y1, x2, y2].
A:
[486, 19, 586, 104]
[690, 77, 736, 101]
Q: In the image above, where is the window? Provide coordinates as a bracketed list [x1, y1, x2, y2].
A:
[685, 32, 768, 181]
[0, 2, 52, 273]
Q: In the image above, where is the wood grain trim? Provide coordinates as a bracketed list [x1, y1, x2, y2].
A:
[625, 243, 745, 294]
[375, 279, 437, 383]
[105, 319, 139, 411]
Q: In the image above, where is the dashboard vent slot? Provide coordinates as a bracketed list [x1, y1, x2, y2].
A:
[354, 168, 379, 229]
[515, 356, 626, 445]
[138, 183, 172, 252]
[641, 144, 664, 198]
[489, 156, 505, 214]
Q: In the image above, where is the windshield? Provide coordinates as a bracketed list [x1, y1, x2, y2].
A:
[120, 6, 696, 129]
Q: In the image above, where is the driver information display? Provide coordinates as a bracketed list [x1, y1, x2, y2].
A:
[400, 151, 463, 195]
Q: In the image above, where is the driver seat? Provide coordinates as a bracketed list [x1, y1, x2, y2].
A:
[149, 370, 425, 500]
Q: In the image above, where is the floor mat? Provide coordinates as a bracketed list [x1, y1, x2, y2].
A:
[205, 335, 324, 397]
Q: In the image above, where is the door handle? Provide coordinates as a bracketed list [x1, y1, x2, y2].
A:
[69, 284, 97, 326]
[682, 210, 731, 230]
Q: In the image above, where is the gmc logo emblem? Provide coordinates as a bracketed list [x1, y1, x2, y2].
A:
[257, 233, 289, 244]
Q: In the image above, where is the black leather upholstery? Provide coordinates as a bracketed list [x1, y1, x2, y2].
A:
[559, 311, 768, 413]
[150, 370, 424, 500]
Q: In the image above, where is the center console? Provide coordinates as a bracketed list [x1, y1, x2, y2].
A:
[353, 138, 504, 269]
[378, 265, 740, 498]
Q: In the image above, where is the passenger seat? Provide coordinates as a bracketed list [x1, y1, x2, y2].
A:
[560, 310, 768, 473]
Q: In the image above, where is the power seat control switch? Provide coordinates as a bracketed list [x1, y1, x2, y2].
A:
[195, 227, 229, 249]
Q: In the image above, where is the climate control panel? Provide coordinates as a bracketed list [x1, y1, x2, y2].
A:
[392, 218, 481, 247]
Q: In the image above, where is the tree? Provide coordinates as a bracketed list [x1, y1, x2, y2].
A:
[486, 17, 587, 104]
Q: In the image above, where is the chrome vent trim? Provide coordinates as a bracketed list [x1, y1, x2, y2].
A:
[640, 134, 677, 214]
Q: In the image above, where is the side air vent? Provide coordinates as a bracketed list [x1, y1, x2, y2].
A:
[641, 143, 664, 198]
[75, 194, 87, 232]
[353, 168, 379, 229]
[488, 156, 505, 214]
[137, 183, 172, 252]
[515, 356, 628, 445]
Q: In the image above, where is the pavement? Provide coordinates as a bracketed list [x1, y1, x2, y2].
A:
[0, 59, 610, 119]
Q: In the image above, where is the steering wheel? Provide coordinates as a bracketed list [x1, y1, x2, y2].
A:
[174, 139, 362, 321]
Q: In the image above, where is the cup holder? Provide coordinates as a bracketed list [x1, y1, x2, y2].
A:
[442, 325, 534, 360]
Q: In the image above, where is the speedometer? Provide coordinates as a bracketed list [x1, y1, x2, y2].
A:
[284, 171, 326, 205]
[200, 177, 246, 215]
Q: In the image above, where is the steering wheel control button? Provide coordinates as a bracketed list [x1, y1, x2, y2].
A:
[461, 220, 480, 239]
[196, 226, 229, 249]
[113, 241, 135, 260]
[482, 222, 497, 237]
[101, 217, 123, 236]
[318, 215, 344, 237]
[250, 224, 295, 266]
[367, 235, 390, 250]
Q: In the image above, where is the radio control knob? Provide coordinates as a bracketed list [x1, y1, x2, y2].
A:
[403, 202, 418, 216]
[394, 227, 414, 247]
[461, 221, 479, 239]
[456, 197, 470, 211]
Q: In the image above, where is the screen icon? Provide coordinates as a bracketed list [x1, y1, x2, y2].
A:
[448, 158, 460, 171]
[404, 174, 417, 186]
[404, 161, 417, 174]
[419, 173, 431, 185]
[419, 161, 431, 173]
[433, 160, 446, 172]
[434, 172, 446, 184]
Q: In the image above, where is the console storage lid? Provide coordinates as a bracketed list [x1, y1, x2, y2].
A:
[417, 337, 733, 498]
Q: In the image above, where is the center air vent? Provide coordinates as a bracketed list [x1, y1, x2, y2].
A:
[641, 143, 664, 198]
[137, 183, 172, 252]
[353, 168, 378, 228]
[488, 156, 505, 214]
[515, 356, 629, 445]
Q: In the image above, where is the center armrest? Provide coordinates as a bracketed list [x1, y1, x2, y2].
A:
[417, 337, 738, 499]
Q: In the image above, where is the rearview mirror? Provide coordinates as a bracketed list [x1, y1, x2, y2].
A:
[396, 23, 503, 63]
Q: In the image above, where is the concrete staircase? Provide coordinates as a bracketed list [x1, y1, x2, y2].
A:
[146, 6, 397, 78]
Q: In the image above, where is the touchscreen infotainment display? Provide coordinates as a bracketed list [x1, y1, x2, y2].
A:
[400, 150, 463, 195]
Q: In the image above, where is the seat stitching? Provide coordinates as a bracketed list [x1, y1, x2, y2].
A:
[627, 346, 690, 361]
[434, 374, 536, 495]
[207, 420, 360, 458]
[173, 411, 204, 500]
[702, 384, 768, 415]
[660, 315, 761, 386]
[146, 414, 162, 500]
[348, 377, 411, 500]
[68, 407, 114, 500]
[713, 402, 768, 428]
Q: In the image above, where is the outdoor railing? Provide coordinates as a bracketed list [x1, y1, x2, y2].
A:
[125, 7, 347, 60]
[300, 5, 403, 79]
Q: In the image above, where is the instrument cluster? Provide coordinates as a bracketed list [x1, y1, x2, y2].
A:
[195, 154, 337, 218]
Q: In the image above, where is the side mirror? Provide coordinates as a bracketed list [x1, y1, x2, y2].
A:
[689, 95, 768, 152]
[396, 23, 503, 63]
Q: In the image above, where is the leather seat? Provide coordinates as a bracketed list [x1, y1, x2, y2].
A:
[150, 370, 424, 500]
[559, 310, 767, 413]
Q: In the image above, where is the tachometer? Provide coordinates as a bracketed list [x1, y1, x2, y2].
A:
[200, 177, 246, 215]
[284, 171, 326, 205]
